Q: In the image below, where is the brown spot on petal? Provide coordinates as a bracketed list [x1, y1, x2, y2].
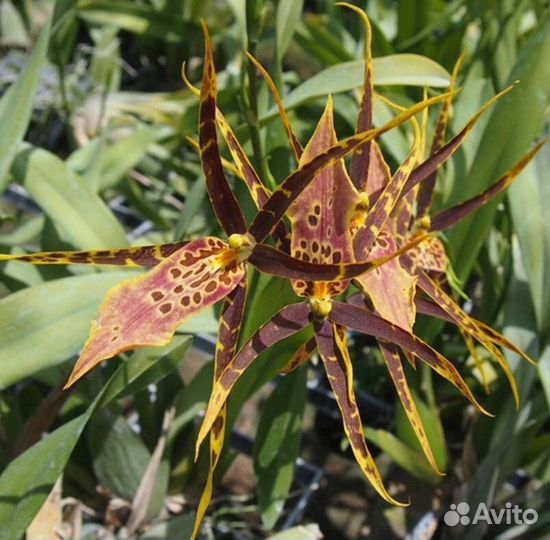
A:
[159, 303, 172, 314]
[151, 291, 164, 302]
[193, 292, 202, 304]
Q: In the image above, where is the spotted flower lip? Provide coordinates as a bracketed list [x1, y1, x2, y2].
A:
[0, 4, 543, 539]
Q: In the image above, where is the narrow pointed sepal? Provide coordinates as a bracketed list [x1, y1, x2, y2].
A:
[415, 271, 520, 406]
[248, 91, 454, 243]
[192, 275, 248, 538]
[314, 319, 407, 505]
[65, 237, 244, 387]
[429, 140, 546, 232]
[0, 243, 187, 267]
[378, 341, 443, 474]
[328, 302, 492, 416]
[199, 22, 247, 235]
[195, 303, 311, 458]
[280, 337, 316, 374]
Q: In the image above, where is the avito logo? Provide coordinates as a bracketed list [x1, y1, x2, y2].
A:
[444, 502, 538, 527]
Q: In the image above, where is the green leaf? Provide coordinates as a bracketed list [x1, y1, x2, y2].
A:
[507, 144, 550, 334]
[263, 54, 450, 119]
[0, 271, 137, 389]
[138, 512, 194, 539]
[0, 16, 50, 191]
[276, 0, 304, 62]
[395, 390, 448, 473]
[254, 366, 307, 529]
[0, 337, 190, 538]
[364, 427, 439, 485]
[10, 145, 128, 249]
[447, 17, 550, 282]
[77, 0, 193, 43]
[87, 409, 151, 500]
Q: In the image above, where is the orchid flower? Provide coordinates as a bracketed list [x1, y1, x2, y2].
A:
[0, 6, 542, 538]
[188, 4, 543, 534]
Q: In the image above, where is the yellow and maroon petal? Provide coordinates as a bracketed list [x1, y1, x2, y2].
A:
[0, 243, 186, 267]
[416, 52, 465, 219]
[355, 229, 417, 331]
[314, 319, 406, 505]
[199, 22, 247, 235]
[192, 274, 248, 539]
[329, 302, 491, 415]
[416, 271, 521, 405]
[429, 140, 545, 232]
[280, 337, 317, 374]
[247, 91, 453, 244]
[65, 237, 244, 387]
[337, 3, 375, 191]
[195, 303, 311, 457]
[250, 233, 427, 283]
[353, 116, 422, 259]
[246, 52, 303, 161]
[287, 96, 360, 296]
[378, 341, 443, 474]
[401, 85, 515, 199]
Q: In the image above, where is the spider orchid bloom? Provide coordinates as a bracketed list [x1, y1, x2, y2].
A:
[190, 4, 544, 530]
[193, 91, 491, 515]
[193, 41, 481, 520]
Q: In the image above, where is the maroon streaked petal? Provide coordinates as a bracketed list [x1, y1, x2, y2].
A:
[247, 91, 453, 244]
[338, 3, 374, 190]
[250, 234, 427, 282]
[192, 274, 248, 538]
[400, 85, 516, 199]
[287, 96, 360, 297]
[416, 271, 523, 405]
[0, 243, 187, 267]
[378, 340, 443, 474]
[416, 52, 465, 218]
[195, 302, 311, 457]
[280, 337, 316, 374]
[314, 319, 406, 505]
[246, 52, 303, 161]
[328, 301, 491, 415]
[429, 140, 545, 232]
[65, 237, 243, 387]
[199, 22, 247, 235]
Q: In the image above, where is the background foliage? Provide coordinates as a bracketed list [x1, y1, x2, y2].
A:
[0, 1, 548, 539]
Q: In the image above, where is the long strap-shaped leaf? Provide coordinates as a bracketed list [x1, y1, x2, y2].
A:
[0, 243, 187, 267]
[429, 140, 545, 232]
[65, 237, 245, 387]
[247, 91, 453, 244]
[377, 340, 443, 474]
[195, 302, 311, 457]
[192, 274, 248, 539]
[199, 22, 247, 235]
[416, 52, 465, 219]
[328, 302, 491, 415]
[250, 233, 427, 281]
[314, 319, 406, 505]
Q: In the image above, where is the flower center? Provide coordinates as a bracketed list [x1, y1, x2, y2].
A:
[309, 297, 333, 318]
